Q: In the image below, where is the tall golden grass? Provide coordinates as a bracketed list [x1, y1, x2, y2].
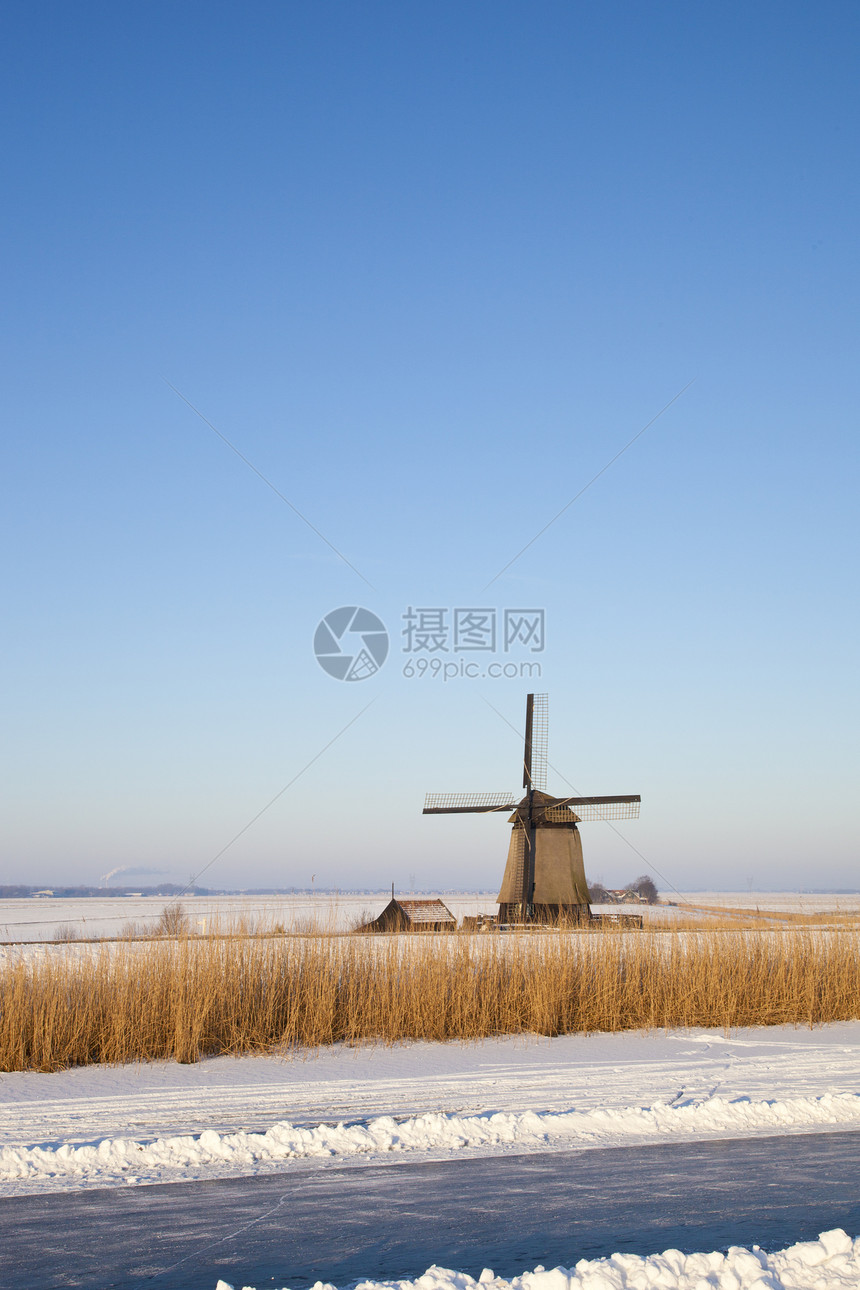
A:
[2, 927, 858, 1072]
[661, 902, 860, 930]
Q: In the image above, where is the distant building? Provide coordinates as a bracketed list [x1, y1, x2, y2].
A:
[609, 889, 645, 904]
[32, 889, 54, 898]
[357, 898, 457, 933]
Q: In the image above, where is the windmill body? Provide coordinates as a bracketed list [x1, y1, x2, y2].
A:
[423, 694, 640, 924]
[496, 789, 590, 921]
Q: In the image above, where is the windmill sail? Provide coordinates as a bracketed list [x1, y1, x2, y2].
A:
[530, 693, 548, 790]
[423, 792, 518, 814]
[546, 795, 640, 822]
[522, 693, 534, 788]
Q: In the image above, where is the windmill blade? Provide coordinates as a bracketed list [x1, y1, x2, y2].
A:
[560, 795, 641, 806]
[530, 693, 548, 790]
[522, 693, 534, 788]
[548, 794, 640, 822]
[572, 800, 640, 821]
[423, 791, 519, 814]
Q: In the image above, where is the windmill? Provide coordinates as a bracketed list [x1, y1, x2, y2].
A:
[423, 693, 641, 923]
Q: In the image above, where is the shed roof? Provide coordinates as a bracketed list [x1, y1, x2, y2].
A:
[394, 898, 456, 925]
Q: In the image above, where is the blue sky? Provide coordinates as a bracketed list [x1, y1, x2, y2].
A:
[2, 1, 858, 892]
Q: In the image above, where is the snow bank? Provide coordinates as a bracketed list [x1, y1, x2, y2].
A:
[5, 1092, 860, 1187]
[215, 1229, 860, 1290]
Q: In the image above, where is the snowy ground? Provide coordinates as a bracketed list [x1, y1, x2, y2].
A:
[2, 1022, 859, 1196]
[679, 892, 860, 913]
[3, 890, 858, 945]
[213, 1229, 860, 1290]
[0, 893, 498, 943]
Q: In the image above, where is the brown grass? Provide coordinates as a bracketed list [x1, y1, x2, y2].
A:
[661, 902, 860, 930]
[2, 927, 859, 1072]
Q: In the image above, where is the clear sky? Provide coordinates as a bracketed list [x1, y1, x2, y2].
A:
[2, 1, 858, 893]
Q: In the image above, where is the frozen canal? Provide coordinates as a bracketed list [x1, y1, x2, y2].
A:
[2, 1130, 859, 1289]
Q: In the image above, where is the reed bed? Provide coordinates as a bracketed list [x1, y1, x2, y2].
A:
[658, 903, 860, 930]
[2, 927, 859, 1072]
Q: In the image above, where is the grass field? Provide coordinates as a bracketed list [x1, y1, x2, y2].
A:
[2, 923, 859, 1072]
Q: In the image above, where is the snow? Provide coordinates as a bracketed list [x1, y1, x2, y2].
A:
[2, 1022, 858, 1195]
[214, 1229, 860, 1290]
[5, 1090, 860, 1190]
[0, 894, 499, 944]
[4, 890, 857, 946]
[679, 892, 860, 914]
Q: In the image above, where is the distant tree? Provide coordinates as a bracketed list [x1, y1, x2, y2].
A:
[588, 881, 612, 904]
[156, 901, 188, 936]
[52, 924, 80, 942]
[626, 874, 659, 904]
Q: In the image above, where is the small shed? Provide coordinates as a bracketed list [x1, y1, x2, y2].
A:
[359, 898, 457, 933]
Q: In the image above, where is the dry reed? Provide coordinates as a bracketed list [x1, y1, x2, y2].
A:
[2, 927, 858, 1072]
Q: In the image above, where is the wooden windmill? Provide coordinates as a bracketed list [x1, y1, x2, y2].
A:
[423, 693, 641, 923]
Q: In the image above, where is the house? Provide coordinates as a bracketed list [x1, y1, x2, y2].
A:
[358, 898, 457, 933]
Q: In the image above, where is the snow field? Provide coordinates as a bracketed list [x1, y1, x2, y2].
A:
[2, 1024, 858, 1195]
[5, 892, 858, 946]
[214, 1228, 860, 1290]
[5, 1091, 860, 1189]
[681, 893, 860, 915]
[0, 894, 499, 944]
